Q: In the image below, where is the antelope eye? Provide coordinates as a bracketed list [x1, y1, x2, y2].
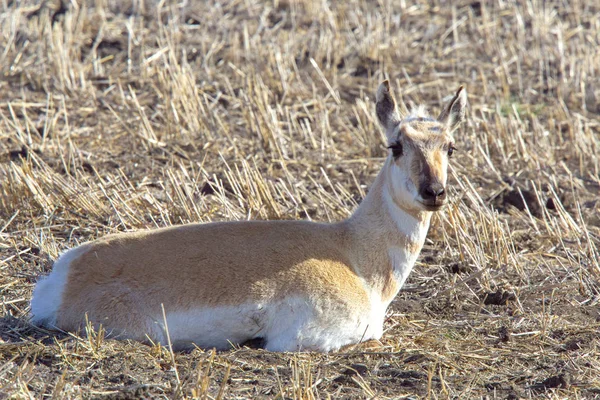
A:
[447, 145, 456, 157]
[387, 142, 403, 158]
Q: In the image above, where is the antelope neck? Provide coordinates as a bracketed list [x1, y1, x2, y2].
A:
[341, 160, 432, 294]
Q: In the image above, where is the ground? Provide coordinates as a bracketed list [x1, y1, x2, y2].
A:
[0, 0, 599, 398]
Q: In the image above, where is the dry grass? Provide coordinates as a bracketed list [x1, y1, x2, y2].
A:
[1, 0, 599, 398]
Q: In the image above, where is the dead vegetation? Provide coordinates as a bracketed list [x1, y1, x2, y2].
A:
[0, 0, 599, 398]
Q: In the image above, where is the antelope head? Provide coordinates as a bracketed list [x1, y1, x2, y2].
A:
[376, 81, 467, 212]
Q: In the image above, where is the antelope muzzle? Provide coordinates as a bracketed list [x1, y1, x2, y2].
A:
[419, 182, 446, 210]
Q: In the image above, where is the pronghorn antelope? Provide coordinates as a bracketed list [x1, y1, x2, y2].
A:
[31, 81, 466, 352]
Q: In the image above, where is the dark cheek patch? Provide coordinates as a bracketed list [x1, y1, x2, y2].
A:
[411, 156, 429, 188]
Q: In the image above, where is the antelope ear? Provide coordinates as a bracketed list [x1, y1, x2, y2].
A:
[438, 86, 467, 131]
[376, 81, 401, 134]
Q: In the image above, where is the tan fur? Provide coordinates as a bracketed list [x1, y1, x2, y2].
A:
[431, 151, 444, 174]
[57, 221, 370, 334]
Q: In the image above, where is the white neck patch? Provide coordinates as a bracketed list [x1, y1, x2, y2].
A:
[382, 179, 431, 291]
[388, 246, 420, 289]
[383, 182, 429, 243]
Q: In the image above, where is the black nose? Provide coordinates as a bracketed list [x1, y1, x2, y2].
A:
[421, 183, 446, 201]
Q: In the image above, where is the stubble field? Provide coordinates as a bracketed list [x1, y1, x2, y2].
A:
[1, 0, 599, 398]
